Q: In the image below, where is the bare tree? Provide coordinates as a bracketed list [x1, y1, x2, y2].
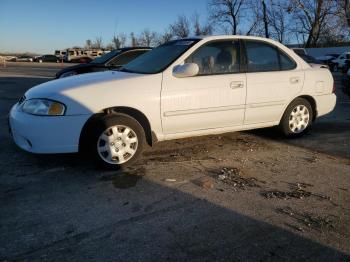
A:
[336, 0, 350, 29]
[156, 29, 173, 45]
[170, 15, 190, 38]
[92, 36, 103, 49]
[192, 13, 213, 36]
[130, 32, 138, 47]
[85, 39, 92, 49]
[208, 0, 246, 35]
[262, 0, 270, 38]
[112, 33, 127, 49]
[288, 0, 338, 47]
[138, 29, 158, 46]
[269, 0, 291, 43]
[112, 36, 121, 49]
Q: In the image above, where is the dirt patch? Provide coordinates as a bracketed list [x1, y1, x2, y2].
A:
[261, 182, 331, 201]
[143, 144, 213, 162]
[213, 167, 263, 190]
[277, 207, 338, 232]
[222, 133, 272, 151]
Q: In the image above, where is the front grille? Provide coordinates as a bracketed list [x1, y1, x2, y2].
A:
[18, 95, 26, 105]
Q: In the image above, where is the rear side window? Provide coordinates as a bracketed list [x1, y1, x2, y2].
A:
[185, 40, 240, 75]
[245, 40, 296, 72]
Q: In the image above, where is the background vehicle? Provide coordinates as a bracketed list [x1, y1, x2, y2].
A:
[34, 55, 59, 63]
[332, 52, 350, 72]
[15, 55, 33, 62]
[10, 36, 336, 170]
[317, 54, 340, 71]
[55, 47, 151, 78]
[69, 56, 93, 64]
[54, 50, 67, 60]
[342, 69, 350, 98]
[297, 54, 328, 69]
[291, 48, 307, 56]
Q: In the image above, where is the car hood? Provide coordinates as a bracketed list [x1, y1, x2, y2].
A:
[24, 70, 162, 115]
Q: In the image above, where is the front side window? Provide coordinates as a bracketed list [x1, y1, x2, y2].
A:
[121, 39, 199, 74]
[245, 40, 296, 72]
[185, 40, 240, 75]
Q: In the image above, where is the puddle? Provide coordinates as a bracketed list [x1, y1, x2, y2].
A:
[277, 207, 338, 231]
[214, 167, 262, 190]
[100, 167, 145, 189]
[112, 173, 142, 189]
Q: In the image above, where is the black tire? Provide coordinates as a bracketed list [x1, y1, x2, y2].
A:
[279, 98, 313, 138]
[84, 114, 146, 169]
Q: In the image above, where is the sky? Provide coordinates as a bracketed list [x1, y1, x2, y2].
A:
[0, 0, 209, 54]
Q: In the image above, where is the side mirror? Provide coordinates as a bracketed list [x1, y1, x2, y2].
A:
[173, 63, 199, 78]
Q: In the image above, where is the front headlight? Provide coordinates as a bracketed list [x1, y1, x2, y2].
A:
[21, 99, 66, 116]
[60, 71, 77, 78]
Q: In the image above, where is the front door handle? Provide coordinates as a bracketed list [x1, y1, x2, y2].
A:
[290, 77, 300, 84]
[230, 81, 244, 89]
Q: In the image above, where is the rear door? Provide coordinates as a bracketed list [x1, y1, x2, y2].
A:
[243, 40, 304, 124]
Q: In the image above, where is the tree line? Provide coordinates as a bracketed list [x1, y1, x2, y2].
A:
[83, 0, 350, 50]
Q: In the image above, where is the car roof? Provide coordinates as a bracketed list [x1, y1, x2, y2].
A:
[182, 35, 281, 41]
[180, 35, 294, 48]
[118, 47, 152, 51]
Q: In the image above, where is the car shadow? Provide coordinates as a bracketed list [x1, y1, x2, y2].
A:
[1, 152, 349, 261]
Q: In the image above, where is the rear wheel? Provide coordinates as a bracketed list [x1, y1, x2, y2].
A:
[279, 98, 313, 137]
[85, 114, 145, 169]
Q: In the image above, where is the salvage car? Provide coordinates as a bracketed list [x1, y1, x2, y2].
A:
[9, 36, 336, 169]
[55, 47, 151, 78]
[34, 55, 60, 63]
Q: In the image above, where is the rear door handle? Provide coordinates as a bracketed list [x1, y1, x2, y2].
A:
[290, 77, 300, 84]
[230, 81, 244, 89]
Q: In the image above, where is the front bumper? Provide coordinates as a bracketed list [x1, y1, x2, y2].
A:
[9, 104, 91, 154]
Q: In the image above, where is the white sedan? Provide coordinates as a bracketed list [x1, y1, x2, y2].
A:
[9, 36, 337, 169]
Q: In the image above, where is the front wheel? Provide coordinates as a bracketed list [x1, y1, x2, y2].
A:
[279, 98, 313, 138]
[86, 114, 145, 169]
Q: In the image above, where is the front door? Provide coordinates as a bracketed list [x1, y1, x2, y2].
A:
[161, 40, 246, 135]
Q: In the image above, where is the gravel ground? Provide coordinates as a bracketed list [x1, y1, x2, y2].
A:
[0, 64, 349, 261]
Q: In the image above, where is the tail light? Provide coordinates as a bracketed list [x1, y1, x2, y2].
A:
[332, 83, 336, 94]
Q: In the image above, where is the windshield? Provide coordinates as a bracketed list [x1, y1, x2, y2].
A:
[91, 50, 121, 64]
[121, 39, 199, 74]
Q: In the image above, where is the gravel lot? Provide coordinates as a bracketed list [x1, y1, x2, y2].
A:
[1, 62, 349, 261]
